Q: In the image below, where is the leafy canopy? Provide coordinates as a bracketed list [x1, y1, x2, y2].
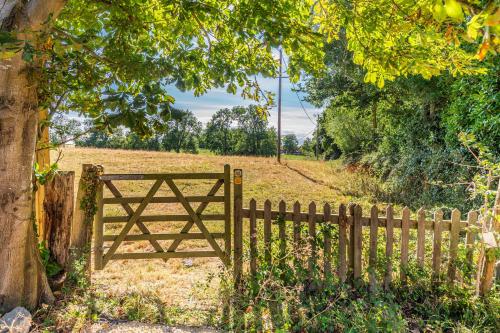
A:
[12, 0, 324, 135]
[314, 0, 499, 87]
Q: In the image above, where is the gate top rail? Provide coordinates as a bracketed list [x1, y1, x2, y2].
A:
[100, 172, 225, 181]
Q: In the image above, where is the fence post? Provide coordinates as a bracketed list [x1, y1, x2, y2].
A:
[447, 209, 461, 284]
[249, 198, 257, 277]
[338, 203, 347, 283]
[465, 211, 478, 280]
[94, 177, 104, 270]
[479, 229, 498, 296]
[432, 210, 443, 282]
[416, 208, 426, 268]
[264, 200, 272, 265]
[70, 164, 103, 279]
[353, 205, 362, 282]
[224, 164, 231, 263]
[384, 205, 394, 290]
[293, 201, 301, 262]
[279, 200, 287, 268]
[348, 203, 355, 280]
[43, 171, 75, 271]
[368, 205, 378, 292]
[323, 203, 332, 280]
[308, 202, 317, 277]
[400, 207, 410, 284]
[233, 169, 243, 288]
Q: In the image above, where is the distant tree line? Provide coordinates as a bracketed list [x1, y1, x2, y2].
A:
[52, 105, 311, 157]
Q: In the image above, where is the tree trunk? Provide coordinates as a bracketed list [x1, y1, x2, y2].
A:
[35, 109, 51, 242]
[0, 51, 54, 313]
[0, 0, 66, 313]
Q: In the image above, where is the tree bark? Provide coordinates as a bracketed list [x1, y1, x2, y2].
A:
[43, 172, 75, 270]
[35, 109, 51, 242]
[0, 0, 66, 313]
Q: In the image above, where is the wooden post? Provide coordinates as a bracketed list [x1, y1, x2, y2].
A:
[479, 230, 498, 296]
[43, 171, 75, 270]
[416, 208, 426, 268]
[308, 202, 317, 275]
[369, 205, 378, 292]
[384, 205, 394, 290]
[249, 198, 257, 277]
[224, 164, 231, 263]
[432, 210, 443, 282]
[93, 178, 104, 270]
[447, 209, 461, 283]
[353, 205, 362, 281]
[279, 200, 287, 267]
[264, 200, 272, 266]
[338, 203, 347, 283]
[465, 211, 478, 279]
[323, 203, 332, 279]
[348, 203, 355, 279]
[233, 169, 243, 288]
[70, 164, 103, 278]
[293, 201, 301, 261]
[400, 207, 410, 284]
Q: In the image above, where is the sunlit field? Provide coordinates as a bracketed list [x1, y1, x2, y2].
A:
[52, 146, 384, 325]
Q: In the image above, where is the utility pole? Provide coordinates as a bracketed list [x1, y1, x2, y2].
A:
[277, 48, 283, 163]
[315, 114, 319, 160]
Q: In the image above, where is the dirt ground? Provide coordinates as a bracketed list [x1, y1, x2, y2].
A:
[89, 321, 219, 333]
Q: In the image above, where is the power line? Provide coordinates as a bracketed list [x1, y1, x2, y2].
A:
[296, 128, 315, 141]
[282, 57, 317, 126]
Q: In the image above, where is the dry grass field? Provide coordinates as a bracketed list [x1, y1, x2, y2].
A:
[51, 146, 386, 326]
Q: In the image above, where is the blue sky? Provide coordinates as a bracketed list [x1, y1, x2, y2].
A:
[169, 74, 322, 141]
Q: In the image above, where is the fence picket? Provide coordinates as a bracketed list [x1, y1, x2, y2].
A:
[348, 204, 355, 278]
[401, 207, 410, 284]
[353, 205, 363, 281]
[417, 208, 426, 267]
[432, 210, 443, 281]
[308, 202, 317, 275]
[338, 204, 348, 283]
[323, 203, 332, 279]
[249, 199, 257, 276]
[369, 205, 378, 291]
[465, 211, 478, 279]
[293, 201, 301, 261]
[447, 209, 461, 283]
[279, 200, 287, 267]
[233, 169, 243, 288]
[264, 200, 272, 266]
[384, 205, 394, 290]
[235, 198, 480, 294]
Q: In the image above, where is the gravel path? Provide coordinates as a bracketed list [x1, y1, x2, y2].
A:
[89, 322, 220, 333]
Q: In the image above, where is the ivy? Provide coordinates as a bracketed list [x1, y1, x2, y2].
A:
[33, 162, 59, 192]
[79, 165, 103, 225]
[38, 241, 62, 278]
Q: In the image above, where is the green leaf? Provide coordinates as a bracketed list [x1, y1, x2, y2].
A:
[432, 2, 447, 22]
[445, 0, 464, 21]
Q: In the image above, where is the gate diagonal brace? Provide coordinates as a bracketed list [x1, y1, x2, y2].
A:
[102, 179, 163, 266]
[103, 180, 167, 261]
[165, 179, 229, 265]
[162, 179, 224, 262]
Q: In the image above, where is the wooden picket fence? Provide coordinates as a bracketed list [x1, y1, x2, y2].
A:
[232, 169, 496, 294]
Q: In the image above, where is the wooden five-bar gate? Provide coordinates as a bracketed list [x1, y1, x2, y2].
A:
[93, 165, 231, 269]
[92, 166, 496, 295]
